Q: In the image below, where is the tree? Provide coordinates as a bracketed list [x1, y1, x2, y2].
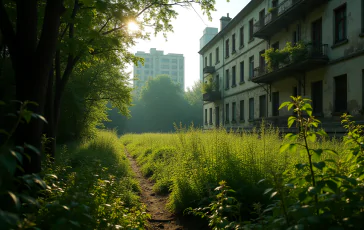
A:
[184, 81, 203, 126]
[0, 0, 218, 173]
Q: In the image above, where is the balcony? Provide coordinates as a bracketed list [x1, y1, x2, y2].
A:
[203, 66, 216, 74]
[253, 0, 327, 39]
[203, 91, 221, 102]
[253, 43, 329, 83]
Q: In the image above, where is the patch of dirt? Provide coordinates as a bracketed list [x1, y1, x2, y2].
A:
[125, 148, 206, 230]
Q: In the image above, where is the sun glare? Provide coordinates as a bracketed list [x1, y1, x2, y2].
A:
[127, 21, 139, 32]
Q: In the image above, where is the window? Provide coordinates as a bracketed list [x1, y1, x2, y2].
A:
[232, 34, 236, 52]
[362, 0, 364, 33]
[161, 64, 169, 69]
[171, 65, 177, 69]
[216, 47, 220, 63]
[225, 103, 230, 122]
[334, 74, 347, 112]
[209, 108, 213, 124]
[216, 107, 220, 127]
[225, 69, 230, 89]
[204, 56, 207, 67]
[249, 98, 254, 120]
[239, 26, 244, 47]
[161, 71, 169, 75]
[249, 56, 254, 80]
[249, 19, 254, 41]
[161, 59, 170, 63]
[204, 109, 207, 124]
[292, 24, 301, 44]
[232, 66, 236, 86]
[216, 75, 220, 90]
[209, 53, 212, 66]
[259, 95, 267, 118]
[225, 39, 230, 57]
[171, 59, 177, 64]
[232, 102, 236, 122]
[240, 61, 245, 83]
[240, 100, 245, 121]
[334, 4, 347, 43]
[272, 92, 279, 116]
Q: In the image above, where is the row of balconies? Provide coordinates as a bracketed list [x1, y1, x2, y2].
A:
[203, 42, 329, 102]
[253, 0, 327, 39]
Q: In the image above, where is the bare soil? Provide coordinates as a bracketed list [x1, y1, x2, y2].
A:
[125, 148, 206, 230]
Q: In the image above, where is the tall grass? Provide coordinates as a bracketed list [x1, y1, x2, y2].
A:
[121, 124, 347, 217]
[37, 130, 149, 229]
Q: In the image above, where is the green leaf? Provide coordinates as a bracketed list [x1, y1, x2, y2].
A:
[270, 191, 278, 199]
[10, 151, 23, 163]
[302, 103, 313, 116]
[326, 180, 338, 193]
[279, 101, 290, 110]
[263, 188, 273, 195]
[311, 149, 323, 162]
[257, 179, 266, 184]
[280, 143, 297, 154]
[31, 114, 48, 124]
[0, 129, 10, 136]
[295, 163, 308, 170]
[0, 153, 17, 174]
[8, 192, 20, 210]
[285, 133, 298, 142]
[308, 186, 317, 195]
[307, 132, 317, 143]
[316, 129, 328, 137]
[22, 109, 33, 123]
[24, 143, 40, 155]
[287, 116, 296, 128]
[313, 161, 326, 170]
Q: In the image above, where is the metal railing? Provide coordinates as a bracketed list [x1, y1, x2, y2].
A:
[254, 43, 328, 79]
[253, 0, 303, 34]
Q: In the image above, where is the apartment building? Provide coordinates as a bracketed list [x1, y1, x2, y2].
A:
[133, 48, 185, 92]
[200, 0, 364, 131]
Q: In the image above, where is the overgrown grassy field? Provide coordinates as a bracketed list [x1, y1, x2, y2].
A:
[34, 130, 149, 229]
[121, 124, 346, 216]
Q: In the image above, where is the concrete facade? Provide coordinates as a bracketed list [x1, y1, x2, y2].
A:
[200, 0, 364, 131]
[133, 48, 185, 92]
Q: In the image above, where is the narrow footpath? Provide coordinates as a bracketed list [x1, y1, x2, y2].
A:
[125, 148, 184, 230]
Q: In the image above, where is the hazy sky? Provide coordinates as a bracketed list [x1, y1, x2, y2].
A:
[130, 0, 250, 91]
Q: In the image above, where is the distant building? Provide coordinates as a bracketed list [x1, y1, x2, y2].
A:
[200, 0, 364, 133]
[200, 27, 219, 82]
[133, 48, 185, 92]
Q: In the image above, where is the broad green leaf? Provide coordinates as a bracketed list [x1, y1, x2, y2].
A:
[263, 188, 273, 195]
[295, 163, 308, 170]
[10, 151, 23, 163]
[313, 161, 326, 170]
[287, 103, 294, 111]
[31, 114, 48, 124]
[270, 191, 278, 199]
[279, 101, 291, 110]
[326, 180, 338, 193]
[311, 149, 323, 162]
[22, 109, 33, 123]
[8, 192, 20, 210]
[307, 132, 316, 143]
[316, 129, 328, 137]
[287, 116, 296, 128]
[257, 179, 266, 184]
[285, 133, 297, 142]
[280, 143, 297, 154]
[24, 143, 41, 155]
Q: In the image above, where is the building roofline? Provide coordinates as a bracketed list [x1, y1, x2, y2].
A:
[198, 0, 263, 55]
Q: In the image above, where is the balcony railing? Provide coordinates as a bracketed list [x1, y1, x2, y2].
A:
[253, 0, 326, 38]
[253, 44, 329, 83]
[203, 66, 216, 74]
[203, 90, 221, 102]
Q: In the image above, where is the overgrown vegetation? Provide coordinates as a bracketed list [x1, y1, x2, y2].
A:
[186, 97, 364, 229]
[121, 118, 346, 221]
[1, 106, 149, 229]
[202, 75, 217, 94]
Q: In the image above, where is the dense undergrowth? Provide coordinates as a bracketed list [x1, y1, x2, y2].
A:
[1, 129, 149, 229]
[121, 120, 346, 219]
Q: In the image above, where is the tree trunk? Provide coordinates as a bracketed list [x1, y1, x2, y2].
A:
[44, 67, 56, 159]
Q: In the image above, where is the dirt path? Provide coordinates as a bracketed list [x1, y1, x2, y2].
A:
[125, 148, 184, 230]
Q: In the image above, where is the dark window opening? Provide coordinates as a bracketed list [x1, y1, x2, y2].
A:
[232, 34, 236, 52]
[209, 53, 212, 66]
[232, 66, 236, 86]
[249, 98, 254, 120]
[272, 92, 279, 116]
[215, 75, 220, 91]
[225, 103, 230, 122]
[239, 26, 244, 47]
[225, 69, 229, 89]
[259, 95, 267, 118]
[312, 80, 323, 116]
[334, 4, 347, 43]
[216, 47, 219, 63]
[216, 107, 220, 127]
[232, 102, 236, 121]
[240, 100, 245, 121]
[249, 19, 254, 41]
[249, 56, 254, 80]
[204, 109, 207, 124]
[225, 39, 230, 57]
[240, 61, 245, 83]
[209, 108, 213, 124]
[334, 74, 347, 112]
